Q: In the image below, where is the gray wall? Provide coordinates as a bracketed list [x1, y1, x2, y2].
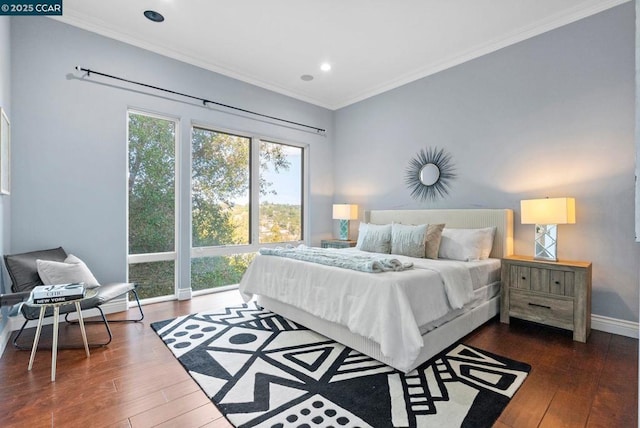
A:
[0, 16, 10, 333]
[636, 0, 640, 242]
[635, 0, 639, 419]
[10, 17, 334, 291]
[335, 3, 639, 322]
[5, 5, 639, 323]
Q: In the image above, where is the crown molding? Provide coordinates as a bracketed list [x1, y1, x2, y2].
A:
[54, 0, 630, 111]
[51, 14, 334, 110]
[334, 0, 630, 109]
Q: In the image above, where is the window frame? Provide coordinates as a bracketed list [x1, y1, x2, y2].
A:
[126, 113, 310, 301]
[189, 122, 309, 260]
[126, 109, 180, 303]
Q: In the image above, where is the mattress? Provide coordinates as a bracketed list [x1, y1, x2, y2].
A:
[339, 248, 501, 291]
[239, 251, 501, 370]
[466, 258, 501, 289]
[418, 280, 500, 334]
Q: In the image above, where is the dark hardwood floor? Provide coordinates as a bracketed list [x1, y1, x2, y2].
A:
[0, 290, 637, 427]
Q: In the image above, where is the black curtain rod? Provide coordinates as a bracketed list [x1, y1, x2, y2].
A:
[74, 66, 326, 134]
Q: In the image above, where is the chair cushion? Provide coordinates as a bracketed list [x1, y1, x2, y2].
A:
[94, 282, 136, 303]
[4, 247, 68, 292]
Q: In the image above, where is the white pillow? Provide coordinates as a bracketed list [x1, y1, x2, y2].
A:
[36, 254, 100, 287]
[355, 222, 369, 249]
[356, 223, 392, 254]
[391, 223, 427, 258]
[438, 227, 496, 261]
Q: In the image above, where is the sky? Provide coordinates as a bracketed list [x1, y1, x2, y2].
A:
[260, 149, 301, 205]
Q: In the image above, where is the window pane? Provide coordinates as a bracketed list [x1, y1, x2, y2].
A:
[128, 113, 175, 254]
[191, 254, 256, 291]
[259, 142, 302, 243]
[128, 261, 175, 300]
[192, 128, 250, 247]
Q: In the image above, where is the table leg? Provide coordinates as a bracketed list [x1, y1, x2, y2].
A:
[28, 306, 46, 371]
[75, 301, 90, 358]
[51, 305, 60, 382]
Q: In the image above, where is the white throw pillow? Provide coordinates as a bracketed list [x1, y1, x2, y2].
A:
[391, 223, 427, 258]
[36, 254, 100, 287]
[355, 222, 369, 249]
[356, 223, 392, 254]
[438, 227, 496, 261]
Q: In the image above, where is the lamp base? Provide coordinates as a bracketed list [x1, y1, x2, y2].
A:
[338, 219, 350, 240]
[533, 224, 558, 262]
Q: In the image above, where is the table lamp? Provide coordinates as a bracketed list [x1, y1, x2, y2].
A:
[332, 204, 358, 240]
[520, 197, 575, 262]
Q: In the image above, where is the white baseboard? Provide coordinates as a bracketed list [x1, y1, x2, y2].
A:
[591, 314, 639, 339]
[100, 298, 129, 315]
[0, 320, 11, 359]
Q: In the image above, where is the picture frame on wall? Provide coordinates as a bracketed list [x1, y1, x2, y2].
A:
[0, 107, 9, 195]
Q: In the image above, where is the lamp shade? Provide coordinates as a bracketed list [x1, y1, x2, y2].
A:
[332, 204, 358, 220]
[521, 197, 576, 225]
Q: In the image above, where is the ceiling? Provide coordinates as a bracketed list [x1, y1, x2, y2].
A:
[56, 0, 627, 110]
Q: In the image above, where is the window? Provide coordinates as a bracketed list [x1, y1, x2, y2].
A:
[127, 114, 306, 299]
[190, 126, 305, 292]
[127, 111, 178, 301]
[259, 141, 303, 243]
[191, 128, 250, 247]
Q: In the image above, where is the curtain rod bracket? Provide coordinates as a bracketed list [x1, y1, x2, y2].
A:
[75, 65, 90, 76]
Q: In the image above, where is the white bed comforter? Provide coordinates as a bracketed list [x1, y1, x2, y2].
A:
[238, 249, 476, 370]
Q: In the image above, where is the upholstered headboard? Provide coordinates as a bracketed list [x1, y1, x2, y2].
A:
[365, 209, 514, 259]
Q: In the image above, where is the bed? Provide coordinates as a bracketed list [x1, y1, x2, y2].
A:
[239, 208, 514, 373]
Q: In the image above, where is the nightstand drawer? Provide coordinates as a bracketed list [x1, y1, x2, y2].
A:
[508, 265, 575, 297]
[509, 289, 574, 330]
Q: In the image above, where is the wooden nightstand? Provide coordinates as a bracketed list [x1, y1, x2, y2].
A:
[500, 255, 592, 342]
[320, 239, 356, 249]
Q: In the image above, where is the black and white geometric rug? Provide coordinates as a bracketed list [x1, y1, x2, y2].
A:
[151, 303, 530, 428]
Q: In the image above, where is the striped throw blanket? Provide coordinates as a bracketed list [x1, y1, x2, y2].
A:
[258, 245, 413, 273]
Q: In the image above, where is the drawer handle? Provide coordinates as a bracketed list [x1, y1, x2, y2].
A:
[521, 276, 527, 280]
[554, 281, 561, 285]
[528, 302, 551, 310]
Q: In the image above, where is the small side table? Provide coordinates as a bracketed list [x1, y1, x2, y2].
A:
[28, 289, 97, 381]
[321, 239, 357, 249]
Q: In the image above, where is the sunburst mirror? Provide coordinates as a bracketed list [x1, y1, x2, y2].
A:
[405, 147, 456, 201]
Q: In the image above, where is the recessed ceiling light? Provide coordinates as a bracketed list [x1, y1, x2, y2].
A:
[320, 63, 331, 72]
[300, 74, 314, 81]
[144, 10, 165, 22]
